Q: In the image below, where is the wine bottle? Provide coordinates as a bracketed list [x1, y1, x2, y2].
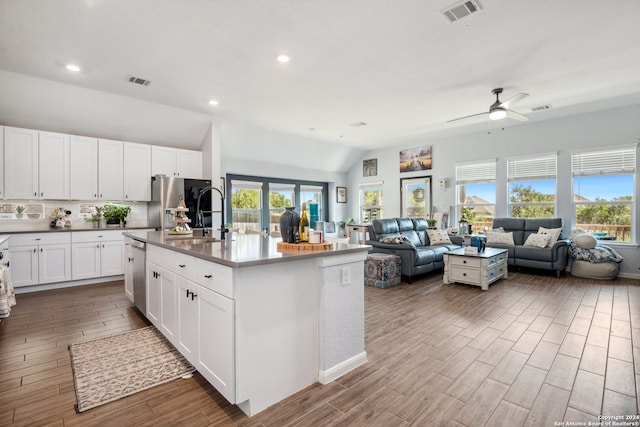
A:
[299, 202, 309, 241]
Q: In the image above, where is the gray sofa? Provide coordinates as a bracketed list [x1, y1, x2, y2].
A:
[367, 218, 462, 283]
[490, 218, 569, 277]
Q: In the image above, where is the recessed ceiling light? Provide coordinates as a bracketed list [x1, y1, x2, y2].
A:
[66, 64, 81, 72]
[276, 53, 291, 63]
[208, 99, 219, 106]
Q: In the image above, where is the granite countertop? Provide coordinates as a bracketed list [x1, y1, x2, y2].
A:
[0, 235, 9, 245]
[124, 230, 370, 268]
[0, 225, 154, 235]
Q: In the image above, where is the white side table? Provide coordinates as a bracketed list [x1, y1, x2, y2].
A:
[345, 224, 369, 244]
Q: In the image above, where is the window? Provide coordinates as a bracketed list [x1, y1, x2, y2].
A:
[359, 182, 383, 223]
[572, 146, 636, 242]
[401, 176, 432, 218]
[508, 153, 557, 218]
[230, 180, 263, 233]
[227, 174, 329, 234]
[455, 160, 496, 231]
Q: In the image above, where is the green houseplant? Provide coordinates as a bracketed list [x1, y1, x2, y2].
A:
[102, 204, 131, 226]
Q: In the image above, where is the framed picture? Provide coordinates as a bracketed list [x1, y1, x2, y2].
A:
[399, 146, 432, 172]
[336, 186, 347, 203]
[363, 158, 377, 177]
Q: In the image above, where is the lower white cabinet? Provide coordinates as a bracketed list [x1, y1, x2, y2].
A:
[124, 238, 134, 302]
[9, 233, 72, 287]
[147, 245, 235, 403]
[71, 231, 124, 280]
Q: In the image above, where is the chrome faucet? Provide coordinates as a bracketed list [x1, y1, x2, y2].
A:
[195, 183, 228, 240]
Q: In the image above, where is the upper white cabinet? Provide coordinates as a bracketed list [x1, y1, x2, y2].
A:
[152, 146, 202, 179]
[98, 139, 124, 200]
[69, 135, 98, 200]
[4, 127, 39, 199]
[123, 142, 151, 201]
[0, 126, 4, 198]
[39, 131, 69, 200]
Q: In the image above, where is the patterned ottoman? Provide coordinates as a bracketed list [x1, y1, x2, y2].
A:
[364, 253, 401, 288]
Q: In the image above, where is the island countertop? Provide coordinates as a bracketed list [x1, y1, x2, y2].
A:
[123, 230, 370, 268]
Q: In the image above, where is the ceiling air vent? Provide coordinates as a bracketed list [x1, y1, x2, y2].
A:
[531, 104, 552, 112]
[441, 0, 482, 23]
[128, 75, 151, 87]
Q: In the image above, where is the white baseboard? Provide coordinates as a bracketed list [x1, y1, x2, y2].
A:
[14, 275, 124, 294]
[318, 351, 368, 385]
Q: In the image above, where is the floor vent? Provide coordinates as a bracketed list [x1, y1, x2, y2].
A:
[441, 1, 482, 23]
[531, 104, 552, 112]
[128, 75, 151, 87]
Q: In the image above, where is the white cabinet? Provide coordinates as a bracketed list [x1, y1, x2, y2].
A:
[0, 126, 4, 198]
[176, 276, 198, 362]
[38, 131, 69, 199]
[71, 230, 124, 280]
[4, 127, 39, 199]
[69, 135, 98, 200]
[158, 265, 178, 343]
[9, 233, 72, 287]
[151, 146, 202, 179]
[124, 238, 134, 302]
[98, 139, 123, 200]
[147, 263, 161, 326]
[123, 142, 152, 201]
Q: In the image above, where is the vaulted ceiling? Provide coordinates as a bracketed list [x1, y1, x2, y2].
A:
[1, 0, 639, 172]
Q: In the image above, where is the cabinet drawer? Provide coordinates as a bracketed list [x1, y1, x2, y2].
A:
[10, 232, 71, 247]
[488, 264, 506, 281]
[194, 257, 233, 299]
[450, 266, 481, 283]
[147, 245, 195, 280]
[72, 229, 125, 243]
[448, 255, 481, 268]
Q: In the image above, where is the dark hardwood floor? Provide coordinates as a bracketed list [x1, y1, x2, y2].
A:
[1, 272, 639, 426]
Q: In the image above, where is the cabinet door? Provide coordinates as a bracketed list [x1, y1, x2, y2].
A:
[151, 146, 176, 176]
[8, 246, 38, 287]
[176, 276, 198, 364]
[124, 242, 134, 303]
[124, 142, 152, 201]
[101, 240, 124, 276]
[71, 242, 101, 280]
[38, 131, 69, 199]
[146, 263, 161, 326]
[98, 139, 123, 200]
[0, 125, 4, 198]
[176, 149, 202, 179]
[69, 135, 98, 200]
[197, 285, 235, 403]
[158, 266, 178, 345]
[38, 244, 71, 284]
[4, 127, 39, 199]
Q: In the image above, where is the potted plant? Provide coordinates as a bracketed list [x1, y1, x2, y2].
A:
[338, 217, 354, 237]
[102, 204, 131, 227]
[15, 205, 25, 219]
[427, 218, 438, 229]
[86, 206, 104, 227]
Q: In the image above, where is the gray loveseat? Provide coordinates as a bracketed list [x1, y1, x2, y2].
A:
[489, 218, 570, 277]
[367, 218, 462, 283]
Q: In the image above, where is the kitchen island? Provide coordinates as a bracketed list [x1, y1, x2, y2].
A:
[123, 230, 370, 416]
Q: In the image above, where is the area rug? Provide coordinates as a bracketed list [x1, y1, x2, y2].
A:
[68, 326, 195, 413]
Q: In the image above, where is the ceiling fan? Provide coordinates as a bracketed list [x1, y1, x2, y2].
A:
[447, 88, 529, 123]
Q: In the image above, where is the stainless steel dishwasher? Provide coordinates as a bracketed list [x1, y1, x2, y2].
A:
[131, 239, 147, 316]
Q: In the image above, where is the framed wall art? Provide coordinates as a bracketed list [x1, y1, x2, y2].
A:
[399, 146, 432, 172]
[336, 186, 347, 203]
[363, 158, 377, 177]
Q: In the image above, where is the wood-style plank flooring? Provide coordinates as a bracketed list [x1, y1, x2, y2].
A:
[1, 272, 639, 426]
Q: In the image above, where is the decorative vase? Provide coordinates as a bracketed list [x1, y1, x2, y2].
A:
[279, 207, 300, 243]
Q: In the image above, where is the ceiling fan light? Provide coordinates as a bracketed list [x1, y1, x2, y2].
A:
[489, 108, 507, 120]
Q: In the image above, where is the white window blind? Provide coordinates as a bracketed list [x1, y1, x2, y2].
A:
[231, 180, 263, 190]
[572, 146, 636, 176]
[269, 183, 295, 191]
[508, 153, 557, 181]
[359, 181, 384, 191]
[456, 160, 496, 184]
[301, 185, 323, 192]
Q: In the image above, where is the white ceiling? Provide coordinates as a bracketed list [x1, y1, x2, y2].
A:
[1, 0, 640, 170]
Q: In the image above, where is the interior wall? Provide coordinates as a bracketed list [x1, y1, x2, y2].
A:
[347, 104, 640, 277]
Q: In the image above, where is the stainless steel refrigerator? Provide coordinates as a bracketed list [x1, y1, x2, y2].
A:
[148, 175, 212, 230]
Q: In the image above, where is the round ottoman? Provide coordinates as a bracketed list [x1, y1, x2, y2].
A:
[571, 260, 620, 280]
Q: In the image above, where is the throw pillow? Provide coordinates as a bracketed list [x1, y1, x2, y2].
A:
[426, 229, 452, 245]
[379, 235, 412, 245]
[538, 226, 562, 248]
[574, 233, 597, 250]
[489, 227, 505, 233]
[524, 233, 551, 248]
[485, 231, 515, 245]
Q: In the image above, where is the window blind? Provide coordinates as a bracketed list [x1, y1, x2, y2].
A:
[455, 160, 496, 184]
[269, 183, 295, 191]
[508, 153, 557, 181]
[231, 180, 263, 190]
[572, 147, 636, 176]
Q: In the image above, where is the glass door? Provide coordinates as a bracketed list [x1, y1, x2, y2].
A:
[401, 176, 432, 218]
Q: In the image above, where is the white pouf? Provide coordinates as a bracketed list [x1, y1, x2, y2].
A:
[571, 260, 620, 280]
